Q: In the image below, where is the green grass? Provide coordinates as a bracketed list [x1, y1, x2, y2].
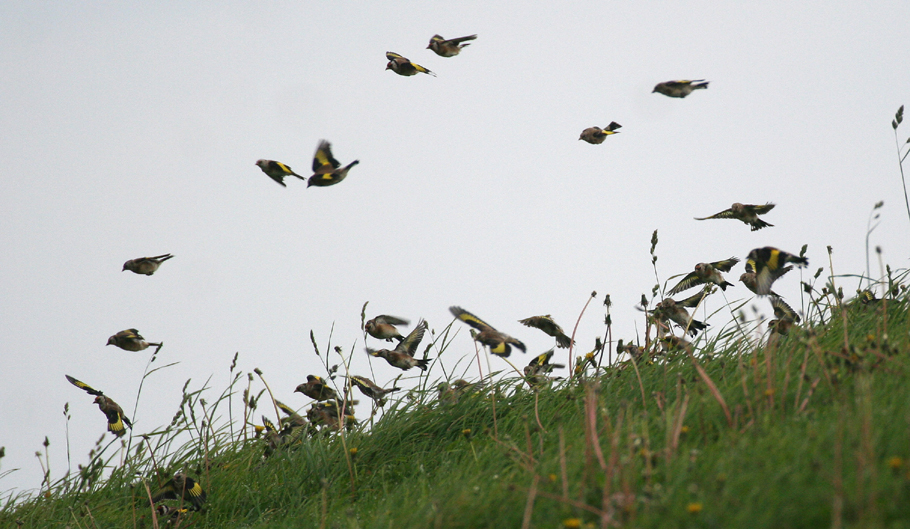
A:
[3, 285, 910, 528]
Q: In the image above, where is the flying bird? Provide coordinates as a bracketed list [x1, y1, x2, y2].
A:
[695, 203, 775, 231]
[450, 306, 526, 357]
[367, 319, 431, 370]
[385, 51, 435, 76]
[740, 266, 790, 297]
[667, 258, 740, 296]
[152, 472, 207, 511]
[365, 315, 410, 342]
[651, 298, 708, 336]
[295, 375, 339, 402]
[524, 349, 565, 387]
[347, 375, 400, 405]
[518, 315, 573, 348]
[106, 329, 161, 352]
[65, 375, 132, 437]
[308, 140, 359, 188]
[746, 247, 809, 295]
[122, 254, 173, 275]
[652, 79, 709, 98]
[769, 295, 800, 335]
[579, 122, 621, 144]
[427, 34, 477, 57]
[255, 159, 305, 187]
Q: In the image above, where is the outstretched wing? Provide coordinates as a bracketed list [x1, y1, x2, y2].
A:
[450, 306, 494, 332]
[667, 272, 703, 296]
[397, 319, 428, 357]
[65, 375, 104, 396]
[750, 203, 776, 214]
[694, 207, 734, 221]
[312, 140, 341, 173]
[711, 257, 740, 272]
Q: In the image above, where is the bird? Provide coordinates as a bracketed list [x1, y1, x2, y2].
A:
[155, 504, 189, 524]
[518, 315, 573, 348]
[740, 266, 790, 297]
[652, 298, 708, 336]
[122, 254, 174, 275]
[65, 375, 132, 437]
[365, 315, 410, 342]
[385, 51, 435, 76]
[667, 258, 740, 296]
[746, 247, 809, 295]
[295, 375, 339, 402]
[275, 401, 308, 429]
[672, 286, 715, 308]
[308, 140, 359, 188]
[616, 339, 646, 362]
[652, 79, 709, 98]
[255, 159, 306, 187]
[694, 203, 776, 231]
[524, 349, 565, 387]
[579, 122, 621, 144]
[769, 295, 801, 335]
[427, 34, 477, 57]
[450, 306, 526, 357]
[307, 400, 356, 431]
[437, 379, 481, 404]
[367, 320, 431, 371]
[106, 329, 161, 352]
[152, 472, 207, 511]
[347, 375, 400, 405]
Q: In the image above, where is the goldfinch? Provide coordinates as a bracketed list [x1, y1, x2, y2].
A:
[255, 159, 305, 187]
[746, 247, 808, 296]
[122, 254, 173, 275]
[295, 375, 339, 402]
[769, 295, 800, 335]
[308, 140, 359, 188]
[450, 306, 526, 357]
[152, 472, 207, 511]
[365, 315, 409, 342]
[437, 379, 479, 404]
[155, 504, 189, 524]
[652, 79, 709, 98]
[275, 401, 308, 429]
[347, 375, 400, 405]
[427, 34, 477, 57]
[579, 122, 621, 144]
[518, 315, 573, 348]
[672, 286, 715, 308]
[694, 202, 775, 231]
[652, 298, 708, 336]
[65, 375, 132, 437]
[385, 52, 435, 76]
[739, 268, 789, 297]
[616, 339, 645, 361]
[106, 329, 161, 352]
[524, 349, 565, 387]
[367, 319, 431, 370]
[667, 258, 739, 296]
[307, 400, 356, 431]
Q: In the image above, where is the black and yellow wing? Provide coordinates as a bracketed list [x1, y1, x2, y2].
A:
[65, 374, 104, 396]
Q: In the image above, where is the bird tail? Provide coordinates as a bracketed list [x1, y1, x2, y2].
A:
[556, 334, 573, 348]
[720, 281, 733, 291]
[693, 81, 709, 89]
[346, 160, 360, 170]
[750, 220, 773, 231]
[416, 358, 431, 371]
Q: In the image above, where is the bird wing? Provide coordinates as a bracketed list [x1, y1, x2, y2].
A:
[667, 272, 703, 296]
[312, 140, 341, 173]
[448, 34, 478, 44]
[694, 208, 735, 221]
[386, 51, 405, 61]
[374, 315, 409, 326]
[711, 257, 740, 272]
[674, 287, 711, 308]
[605, 121, 622, 131]
[66, 375, 104, 396]
[397, 320, 428, 356]
[751, 203, 776, 214]
[770, 296, 800, 322]
[276, 401, 298, 417]
[450, 306, 494, 332]
[518, 316, 559, 336]
[529, 349, 555, 368]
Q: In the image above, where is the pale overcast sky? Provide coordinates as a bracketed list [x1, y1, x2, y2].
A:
[2, 1, 909, 497]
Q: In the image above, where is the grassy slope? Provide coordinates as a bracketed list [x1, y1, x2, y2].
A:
[3, 296, 910, 528]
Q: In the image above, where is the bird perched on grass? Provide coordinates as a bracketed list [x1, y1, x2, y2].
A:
[437, 379, 482, 404]
[518, 315, 573, 348]
[308, 140, 359, 188]
[365, 315, 409, 342]
[616, 339, 646, 362]
[347, 375, 400, 405]
[152, 472, 207, 511]
[275, 401, 308, 429]
[307, 400, 356, 431]
[367, 319, 431, 370]
[65, 375, 132, 437]
[746, 247, 809, 296]
[450, 306, 526, 357]
[295, 375, 339, 402]
[106, 329, 161, 352]
[385, 51, 435, 76]
[667, 258, 740, 296]
[255, 159, 306, 187]
[652, 298, 708, 336]
[695, 203, 775, 231]
[579, 122, 621, 144]
[155, 504, 189, 524]
[652, 79, 709, 98]
[524, 349, 565, 387]
[122, 254, 173, 275]
[769, 295, 800, 335]
[427, 34, 477, 57]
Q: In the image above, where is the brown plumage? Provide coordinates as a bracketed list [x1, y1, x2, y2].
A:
[652, 79, 709, 98]
[122, 254, 173, 275]
[385, 51, 435, 76]
[295, 375, 339, 402]
[427, 34, 477, 57]
[367, 319, 431, 370]
[695, 202, 775, 231]
[518, 315, 573, 348]
[450, 306, 526, 357]
[65, 375, 132, 437]
[652, 298, 708, 336]
[365, 315, 409, 342]
[578, 122, 621, 144]
[347, 375, 400, 405]
[106, 329, 161, 352]
[667, 257, 739, 296]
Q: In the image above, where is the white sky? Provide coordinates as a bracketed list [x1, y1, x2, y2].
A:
[2, 1, 909, 498]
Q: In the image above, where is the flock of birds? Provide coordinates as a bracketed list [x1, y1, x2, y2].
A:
[52, 33, 816, 522]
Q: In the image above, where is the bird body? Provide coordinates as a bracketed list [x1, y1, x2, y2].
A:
[653, 299, 708, 336]
[385, 51, 435, 76]
[365, 315, 409, 342]
[695, 202, 775, 231]
[107, 328, 160, 352]
[255, 159, 305, 187]
[450, 306, 526, 357]
[427, 34, 477, 57]
[152, 473, 206, 511]
[652, 79, 709, 98]
[367, 319, 430, 370]
[295, 375, 339, 402]
[524, 349, 565, 387]
[579, 122, 621, 144]
[518, 315, 573, 348]
[66, 374, 133, 437]
[122, 254, 173, 275]
[667, 258, 739, 296]
[308, 140, 359, 187]
[307, 400, 356, 430]
[746, 247, 808, 296]
[348, 375, 400, 405]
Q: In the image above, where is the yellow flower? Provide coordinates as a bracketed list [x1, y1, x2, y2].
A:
[349, 447, 358, 456]
[563, 518, 582, 528]
[686, 503, 703, 514]
[887, 456, 903, 470]
[549, 473, 558, 482]
[680, 426, 690, 434]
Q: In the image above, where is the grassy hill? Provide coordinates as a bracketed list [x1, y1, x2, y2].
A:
[2, 280, 910, 528]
